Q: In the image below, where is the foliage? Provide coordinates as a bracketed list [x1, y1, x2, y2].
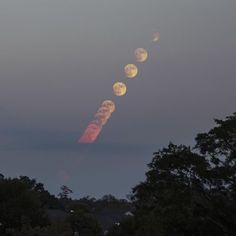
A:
[58, 185, 73, 200]
[106, 217, 136, 236]
[0, 176, 50, 232]
[11, 221, 73, 236]
[67, 202, 103, 236]
[108, 112, 236, 236]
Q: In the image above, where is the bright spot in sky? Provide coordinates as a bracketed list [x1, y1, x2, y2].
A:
[79, 32, 158, 144]
[102, 100, 116, 113]
[79, 123, 102, 143]
[113, 82, 127, 96]
[153, 32, 160, 42]
[124, 64, 138, 78]
[79, 100, 116, 143]
[135, 48, 148, 62]
[95, 107, 111, 126]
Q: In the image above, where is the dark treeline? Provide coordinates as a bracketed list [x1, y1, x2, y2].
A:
[0, 112, 236, 236]
[0, 176, 130, 236]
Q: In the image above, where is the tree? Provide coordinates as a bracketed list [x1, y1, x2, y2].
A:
[195, 113, 236, 186]
[107, 217, 136, 236]
[67, 202, 103, 236]
[108, 112, 236, 236]
[58, 185, 73, 200]
[0, 173, 4, 180]
[195, 112, 236, 234]
[12, 221, 73, 236]
[0, 177, 49, 233]
[18, 176, 59, 209]
[195, 113, 236, 159]
[131, 144, 220, 236]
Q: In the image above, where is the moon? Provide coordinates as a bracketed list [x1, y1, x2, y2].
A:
[135, 48, 148, 62]
[124, 64, 138, 78]
[90, 119, 103, 127]
[153, 32, 160, 42]
[95, 107, 111, 125]
[79, 123, 102, 143]
[95, 114, 110, 126]
[102, 100, 116, 113]
[96, 106, 111, 115]
[113, 82, 127, 96]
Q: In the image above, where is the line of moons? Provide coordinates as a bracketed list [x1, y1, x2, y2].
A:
[79, 32, 160, 143]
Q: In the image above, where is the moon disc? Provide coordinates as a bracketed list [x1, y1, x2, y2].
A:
[79, 123, 101, 143]
[113, 82, 127, 96]
[124, 64, 138, 78]
[90, 119, 103, 127]
[135, 48, 148, 62]
[102, 100, 116, 113]
[95, 109, 111, 125]
[96, 107, 110, 115]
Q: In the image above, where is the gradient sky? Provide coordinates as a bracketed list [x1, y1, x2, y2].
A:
[0, 0, 236, 198]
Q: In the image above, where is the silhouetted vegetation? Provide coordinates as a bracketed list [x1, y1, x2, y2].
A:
[107, 112, 236, 236]
[0, 112, 236, 235]
[0, 176, 130, 235]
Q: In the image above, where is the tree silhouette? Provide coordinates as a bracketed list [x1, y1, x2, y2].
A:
[0, 176, 49, 233]
[108, 112, 236, 236]
[58, 185, 73, 200]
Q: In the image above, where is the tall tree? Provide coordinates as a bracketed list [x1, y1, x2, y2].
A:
[67, 202, 103, 236]
[0, 177, 49, 232]
[108, 113, 236, 236]
[131, 144, 220, 236]
[195, 112, 236, 234]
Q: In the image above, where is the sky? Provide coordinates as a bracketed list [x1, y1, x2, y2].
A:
[0, 0, 236, 198]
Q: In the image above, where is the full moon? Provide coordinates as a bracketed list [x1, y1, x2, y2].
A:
[113, 82, 127, 96]
[102, 100, 116, 113]
[135, 48, 148, 62]
[79, 123, 102, 143]
[95, 107, 111, 125]
[124, 64, 138, 78]
[95, 113, 110, 126]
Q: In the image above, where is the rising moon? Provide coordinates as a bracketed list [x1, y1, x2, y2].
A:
[102, 100, 116, 113]
[124, 64, 138, 78]
[79, 123, 102, 143]
[95, 107, 111, 125]
[135, 48, 148, 62]
[153, 32, 160, 42]
[113, 82, 127, 96]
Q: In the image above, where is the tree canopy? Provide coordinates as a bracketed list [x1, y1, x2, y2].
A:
[108, 112, 236, 236]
